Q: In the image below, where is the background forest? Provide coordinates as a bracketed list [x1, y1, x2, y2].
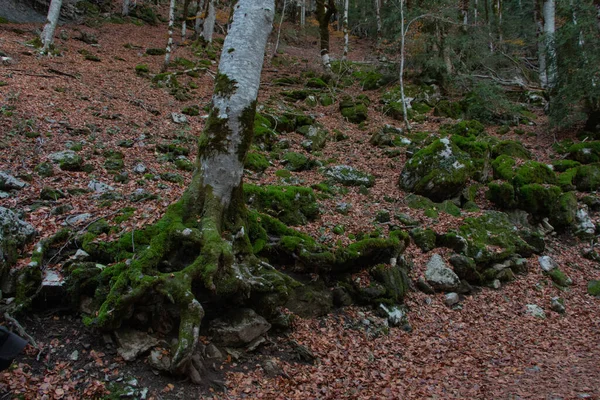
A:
[1, 0, 600, 398]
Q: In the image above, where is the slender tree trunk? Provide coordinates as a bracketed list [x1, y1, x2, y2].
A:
[461, 0, 469, 27]
[399, 0, 410, 130]
[535, 1, 547, 88]
[194, 0, 206, 37]
[374, 0, 382, 41]
[181, 0, 190, 42]
[316, 0, 337, 71]
[273, 0, 287, 57]
[122, 0, 130, 16]
[342, 0, 349, 60]
[542, 0, 556, 88]
[163, 0, 176, 72]
[203, 0, 216, 44]
[474, 0, 478, 24]
[300, 0, 306, 27]
[41, 0, 63, 53]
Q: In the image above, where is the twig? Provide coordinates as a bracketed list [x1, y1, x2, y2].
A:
[4, 312, 38, 348]
[47, 68, 78, 79]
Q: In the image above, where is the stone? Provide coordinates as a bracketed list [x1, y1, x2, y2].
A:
[48, 150, 84, 171]
[208, 308, 271, 347]
[399, 138, 473, 202]
[538, 256, 558, 272]
[148, 349, 170, 371]
[0, 207, 36, 283]
[262, 358, 285, 378]
[525, 304, 546, 319]
[416, 276, 435, 294]
[379, 304, 407, 327]
[69, 350, 79, 361]
[133, 163, 147, 174]
[324, 165, 374, 187]
[449, 254, 481, 283]
[425, 254, 460, 291]
[171, 112, 188, 124]
[444, 292, 460, 307]
[72, 249, 90, 261]
[575, 207, 596, 238]
[490, 279, 501, 289]
[0, 192, 9, 199]
[65, 213, 92, 225]
[115, 329, 159, 361]
[0, 172, 27, 191]
[205, 343, 223, 359]
[88, 180, 114, 193]
[550, 297, 565, 314]
[588, 280, 600, 296]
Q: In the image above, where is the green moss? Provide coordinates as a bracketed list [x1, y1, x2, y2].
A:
[443, 120, 485, 137]
[573, 163, 600, 192]
[306, 78, 328, 88]
[492, 140, 532, 160]
[433, 100, 463, 119]
[588, 280, 600, 296]
[214, 73, 237, 97]
[35, 162, 54, 178]
[244, 184, 319, 226]
[281, 90, 312, 101]
[145, 48, 166, 55]
[156, 143, 190, 157]
[244, 152, 270, 172]
[104, 157, 124, 172]
[516, 184, 562, 218]
[486, 181, 517, 208]
[557, 168, 577, 191]
[491, 155, 516, 180]
[513, 161, 557, 187]
[282, 151, 312, 171]
[552, 159, 580, 172]
[181, 105, 200, 116]
[174, 157, 194, 171]
[546, 268, 572, 287]
[40, 187, 66, 200]
[324, 165, 374, 187]
[410, 228, 437, 252]
[568, 141, 600, 164]
[370, 264, 409, 303]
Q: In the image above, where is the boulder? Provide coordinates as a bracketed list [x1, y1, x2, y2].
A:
[425, 254, 460, 291]
[399, 138, 473, 202]
[525, 304, 546, 319]
[88, 180, 114, 193]
[324, 165, 374, 187]
[550, 297, 565, 314]
[587, 280, 600, 296]
[0, 207, 36, 283]
[538, 256, 558, 272]
[444, 292, 460, 307]
[48, 150, 84, 171]
[0, 172, 27, 191]
[209, 308, 271, 347]
[114, 329, 159, 361]
[575, 207, 596, 238]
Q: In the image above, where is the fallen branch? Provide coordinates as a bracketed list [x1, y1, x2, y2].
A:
[47, 68, 78, 79]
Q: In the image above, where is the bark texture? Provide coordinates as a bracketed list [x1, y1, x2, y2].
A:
[41, 0, 63, 53]
[316, 0, 336, 71]
[203, 0, 216, 44]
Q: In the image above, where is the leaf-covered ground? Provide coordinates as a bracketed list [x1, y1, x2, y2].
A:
[1, 9, 599, 400]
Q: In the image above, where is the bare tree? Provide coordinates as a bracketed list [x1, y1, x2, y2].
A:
[316, 0, 337, 71]
[122, 0, 130, 16]
[203, 0, 216, 43]
[342, 0, 349, 60]
[41, 0, 63, 53]
[163, 0, 176, 72]
[194, 0, 207, 37]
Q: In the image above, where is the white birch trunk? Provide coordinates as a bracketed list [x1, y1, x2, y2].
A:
[163, 0, 176, 72]
[399, 0, 410, 130]
[41, 0, 63, 53]
[182, 21, 187, 42]
[273, 0, 287, 56]
[543, 0, 557, 88]
[300, 0, 306, 27]
[122, 0, 130, 16]
[474, 0, 478, 24]
[342, 0, 349, 60]
[203, 0, 216, 43]
[199, 0, 274, 206]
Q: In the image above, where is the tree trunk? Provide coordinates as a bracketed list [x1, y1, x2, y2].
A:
[374, 0, 382, 41]
[194, 0, 207, 37]
[316, 0, 336, 71]
[122, 0, 130, 16]
[163, 0, 176, 72]
[542, 0, 556, 89]
[342, 0, 349, 60]
[181, 0, 191, 42]
[203, 0, 216, 44]
[399, 0, 410, 130]
[273, 0, 288, 57]
[300, 0, 306, 27]
[41, 0, 63, 53]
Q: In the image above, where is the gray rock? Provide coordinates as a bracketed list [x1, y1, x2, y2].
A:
[538, 256, 558, 272]
[205, 343, 223, 359]
[209, 308, 271, 347]
[444, 292, 460, 307]
[0, 172, 27, 191]
[171, 112, 188, 124]
[0, 192, 9, 199]
[42, 269, 64, 287]
[490, 279, 501, 289]
[69, 350, 79, 361]
[65, 213, 92, 225]
[575, 207, 596, 238]
[0, 207, 36, 282]
[88, 180, 114, 193]
[48, 150, 83, 170]
[379, 304, 406, 327]
[115, 329, 159, 361]
[416, 276, 435, 294]
[525, 304, 546, 319]
[425, 254, 460, 291]
[550, 297, 565, 314]
[133, 163, 147, 174]
[324, 165, 374, 187]
[72, 249, 90, 261]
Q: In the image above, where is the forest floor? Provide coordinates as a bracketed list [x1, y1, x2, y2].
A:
[1, 9, 600, 400]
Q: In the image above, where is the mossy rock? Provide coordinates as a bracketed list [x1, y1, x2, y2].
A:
[40, 187, 66, 201]
[339, 95, 369, 124]
[433, 100, 463, 119]
[35, 162, 55, 178]
[411, 101, 431, 115]
[104, 158, 124, 172]
[552, 159, 580, 172]
[513, 161, 557, 187]
[370, 264, 409, 303]
[245, 152, 270, 172]
[456, 211, 542, 264]
[588, 280, 600, 296]
[281, 90, 312, 101]
[244, 184, 319, 226]
[449, 254, 482, 284]
[272, 76, 301, 86]
[305, 78, 328, 88]
[440, 120, 485, 138]
[156, 143, 190, 157]
[399, 138, 473, 202]
[174, 157, 194, 171]
[568, 141, 600, 164]
[160, 172, 184, 183]
[254, 113, 278, 150]
[410, 228, 437, 252]
[546, 268, 572, 287]
[516, 184, 561, 218]
[355, 69, 393, 91]
[129, 4, 159, 25]
[324, 165, 374, 187]
[491, 155, 517, 180]
[282, 152, 313, 171]
[319, 94, 334, 106]
[299, 125, 328, 152]
[551, 191, 578, 228]
[145, 48, 166, 56]
[573, 163, 600, 192]
[487, 181, 517, 209]
[48, 151, 84, 171]
[492, 140, 532, 160]
[557, 168, 578, 191]
[181, 105, 200, 116]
